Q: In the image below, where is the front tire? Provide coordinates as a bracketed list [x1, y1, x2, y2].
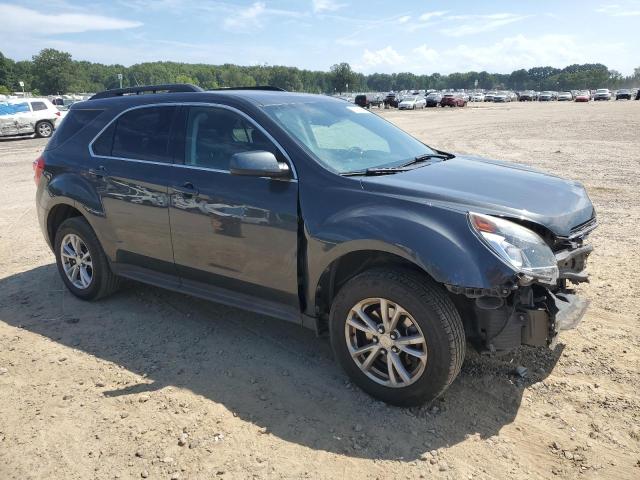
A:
[330, 268, 465, 406]
[54, 217, 119, 300]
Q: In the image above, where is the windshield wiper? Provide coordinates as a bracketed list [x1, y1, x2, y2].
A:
[341, 166, 411, 176]
[401, 152, 453, 167]
[340, 152, 455, 177]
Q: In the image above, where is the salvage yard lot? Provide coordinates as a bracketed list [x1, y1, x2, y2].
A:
[0, 101, 638, 479]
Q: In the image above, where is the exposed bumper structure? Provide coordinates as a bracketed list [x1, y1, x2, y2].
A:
[447, 239, 593, 353]
[520, 290, 589, 349]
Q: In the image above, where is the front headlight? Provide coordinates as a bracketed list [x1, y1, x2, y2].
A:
[469, 212, 559, 285]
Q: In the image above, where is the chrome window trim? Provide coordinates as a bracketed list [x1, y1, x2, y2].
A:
[88, 102, 298, 180]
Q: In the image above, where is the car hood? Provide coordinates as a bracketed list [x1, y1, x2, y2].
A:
[360, 155, 594, 237]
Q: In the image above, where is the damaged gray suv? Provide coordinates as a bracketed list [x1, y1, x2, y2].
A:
[36, 84, 596, 406]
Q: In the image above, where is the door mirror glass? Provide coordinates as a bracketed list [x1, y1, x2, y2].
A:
[229, 151, 290, 178]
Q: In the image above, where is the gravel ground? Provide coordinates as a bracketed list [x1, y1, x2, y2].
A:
[0, 100, 638, 479]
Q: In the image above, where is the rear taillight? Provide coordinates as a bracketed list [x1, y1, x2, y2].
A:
[33, 156, 45, 185]
[55, 111, 61, 117]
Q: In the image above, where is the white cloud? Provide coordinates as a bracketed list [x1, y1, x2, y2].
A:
[360, 46, 405, 68]
[0, 3, 142, 34]
[412, 45, 439, 63]
[440, 13, 530, 37]
[312, 0, 347, 14]
[353, 34, 631, 75]
[398, 15, 411, 24]
[419, 10, 448, 21]
[445, 34, 627, 73]
[224, 1, 266, 29]
[595, 2, 640, 15]
[223, 2, 304, 32]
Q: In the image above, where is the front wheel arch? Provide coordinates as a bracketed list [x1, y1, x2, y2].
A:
[314, 250, 433, 325]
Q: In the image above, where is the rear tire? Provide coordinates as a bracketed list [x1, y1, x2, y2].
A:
[35, 121, 54, 138]
[54, 216, 119, 301]
[330, 268, 465, 406]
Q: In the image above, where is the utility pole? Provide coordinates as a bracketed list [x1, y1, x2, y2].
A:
[117, 73, 123, 89]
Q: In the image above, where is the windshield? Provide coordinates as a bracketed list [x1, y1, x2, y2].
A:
[263, 100, 436, 174]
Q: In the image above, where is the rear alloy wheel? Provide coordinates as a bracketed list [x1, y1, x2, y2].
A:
[60, 233, 93, 290]
[54, 216, 119, 300]
[330, 268, 465, 406]
[35, 121, 53, 138]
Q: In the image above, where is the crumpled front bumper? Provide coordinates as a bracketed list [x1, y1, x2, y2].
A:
[521, 289, 590, 349]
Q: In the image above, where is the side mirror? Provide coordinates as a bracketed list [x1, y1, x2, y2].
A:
[229, 151, 291, 178]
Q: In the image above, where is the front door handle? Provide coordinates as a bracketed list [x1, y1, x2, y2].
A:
[88, 165, 107, 177]
[170, 182, 199, 196]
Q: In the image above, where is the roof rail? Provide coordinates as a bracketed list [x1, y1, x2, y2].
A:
[210, 86, 286, 92]
[89, 83, 204, 100]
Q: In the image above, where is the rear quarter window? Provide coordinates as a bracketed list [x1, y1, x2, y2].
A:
[31, 101, 48, 111]
[47, 109, 103, 150]
[109, 106, 176, 163]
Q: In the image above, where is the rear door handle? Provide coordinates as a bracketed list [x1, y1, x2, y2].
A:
[170, 182, 199, 196]
[88, 165, 107, 177]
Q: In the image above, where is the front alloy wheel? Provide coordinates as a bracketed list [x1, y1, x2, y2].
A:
[345, 298, 427, 387]
[330, 268, 465, 406]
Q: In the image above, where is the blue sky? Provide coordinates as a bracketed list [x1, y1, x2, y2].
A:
[1, 0, 639, 74]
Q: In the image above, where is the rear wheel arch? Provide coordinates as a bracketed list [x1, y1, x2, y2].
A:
[35, 120, 54, 138]
[47, 203, 84, 247]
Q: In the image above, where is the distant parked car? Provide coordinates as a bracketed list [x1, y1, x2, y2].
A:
[425, 92, 442, 107]
[538, 91, 555, 102]
[636, 89, 640, 100]
[518, 90, 537, 101]
[355, 94, 383, 109]
[594, 89, 611, 101]
[0, 98, 61, 138]
[383, 92, 399, 108]
[440, 93, 467, 107]
[398, 95, 426, 110]
[557, 92, 573, 101]
[492, 91, 511, 103]
[484, 91, 497, 102]
[574, 91, 591, 102]
[615, 89, 632, 100]
[471, 92, 485, 102]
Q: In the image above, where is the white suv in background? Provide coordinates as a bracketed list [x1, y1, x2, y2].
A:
[0, 98, 61, 138]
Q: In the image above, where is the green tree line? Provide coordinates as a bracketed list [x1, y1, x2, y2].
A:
[1, 49, 639, 96]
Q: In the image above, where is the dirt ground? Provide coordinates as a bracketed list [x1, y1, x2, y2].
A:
[0, 100, 638, 480]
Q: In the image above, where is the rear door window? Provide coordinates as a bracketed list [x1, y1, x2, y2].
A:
[108, 106, 177, 163]
[0, 102, 30, 115]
